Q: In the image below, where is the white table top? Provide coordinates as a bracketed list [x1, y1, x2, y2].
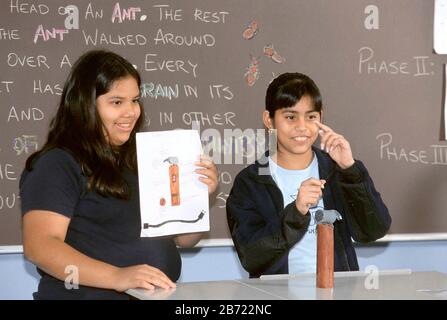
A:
[126, 270, 447, 300]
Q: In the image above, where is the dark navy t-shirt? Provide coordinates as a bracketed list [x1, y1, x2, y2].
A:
[20, 148, 181, 299]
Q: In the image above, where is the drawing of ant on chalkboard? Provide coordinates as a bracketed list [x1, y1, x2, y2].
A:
[245, 55, 260, 87]
[161, 157, 180, 207]
[242, 20, 286, 86]
[263, 44, 286, 64]
[242, 20, 258, 39]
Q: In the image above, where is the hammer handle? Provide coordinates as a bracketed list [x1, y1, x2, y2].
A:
[316, 224, 334, 288]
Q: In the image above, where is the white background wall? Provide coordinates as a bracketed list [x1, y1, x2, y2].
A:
[1, 240, 447, 300]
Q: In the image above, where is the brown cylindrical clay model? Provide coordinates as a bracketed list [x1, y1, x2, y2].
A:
[316, 223, 334, 288]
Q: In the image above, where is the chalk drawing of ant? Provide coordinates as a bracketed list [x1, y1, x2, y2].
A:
[263, 44, 286, 64]
[244, 55, 260, 87]
[242, 21, 258, 40]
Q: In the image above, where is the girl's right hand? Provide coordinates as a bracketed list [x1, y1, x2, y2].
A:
[113, 264, 176, 292]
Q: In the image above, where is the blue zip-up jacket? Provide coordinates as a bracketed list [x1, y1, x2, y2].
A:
[226, 147, 391, 278]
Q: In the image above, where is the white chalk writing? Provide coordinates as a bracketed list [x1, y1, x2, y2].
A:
[7, 52, 50, 69]
[0, 81, 14, 93]
[0, 192, 19, 210]
[154, 4, 183, 21]
[209, 84, 234, 100]
[140, 82, 179, 100]
[82, 29, 147, 46]
[215, 191, 229, 209]
[12, 135, 38, 155]
[193, 8, 229, 23]
[218, 171, 232, 185]
[182, 112, 236, 127]
[33, 80, 63, 95]
[9, 0, 49, 15]
[359, 47, 435, 76]
[60, 54, 71, 68]
[7, 106, 45, 122]
[0, 28, 20, 40]
[144, 53, 198, 78]
[85, 2, 103, 19]
[376, 133, 447, 165]
[0, 163, 16, 180]
[154, 28, 215, 47]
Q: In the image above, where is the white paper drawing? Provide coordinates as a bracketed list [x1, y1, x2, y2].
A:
[136, 130, 209, 237]
[434, 0, 447, 54]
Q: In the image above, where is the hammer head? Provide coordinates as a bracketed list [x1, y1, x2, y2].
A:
[315, 209, 342, 225]
[164, 157, 178, 164]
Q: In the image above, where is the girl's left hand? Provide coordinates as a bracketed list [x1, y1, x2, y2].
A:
[195, 155, 218, 194]
[316, 122, 355, 169]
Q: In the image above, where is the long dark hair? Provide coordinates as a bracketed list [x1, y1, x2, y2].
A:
[26, 50, 144, 199]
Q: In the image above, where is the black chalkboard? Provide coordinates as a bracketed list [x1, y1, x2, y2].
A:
[1, 0, 446, 246]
